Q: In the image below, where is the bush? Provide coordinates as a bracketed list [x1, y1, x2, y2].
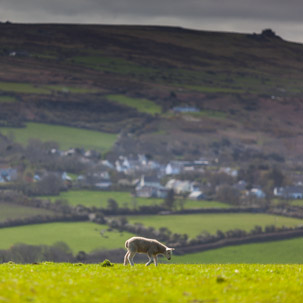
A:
[100, 259, 114, 267]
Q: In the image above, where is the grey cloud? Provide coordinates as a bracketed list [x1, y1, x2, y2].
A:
[1, 1, 303, 42]
[2, 0, 303, 21]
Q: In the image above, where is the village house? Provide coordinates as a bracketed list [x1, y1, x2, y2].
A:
[165, 161, 184, 175]
[0, 168, 18, 183]
[135, 175, 168, 198]
[173, 106, 200, 113]
[233, 180, 247, 191]
[183, 160, 208, 173]
[115, 155, 162, 175]
[165, 179, 200, 195]
[273, 186, 303, 199]
[135, 186, 168, 199]
[165, 159, 209, 175]
[100, 160, 115, 170]
[188, 191, 205, 200]
[61, 172, 72, 187]
[249, 187, 266, 199]
[94, 179, 112, 189]
[219, 167, 238, 177]
[77, 173, 112, 189]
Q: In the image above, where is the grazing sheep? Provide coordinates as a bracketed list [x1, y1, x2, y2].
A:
[124, 236, 175, 266]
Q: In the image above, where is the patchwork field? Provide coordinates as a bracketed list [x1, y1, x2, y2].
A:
[0, 202, 56, 222]
[290, 199, 303, 207]
[106, 94, 162, 115]
[40, 190, 230, 209]
[0, 95, 17, 103]
[126, 213, 303, 237]
[0, 222, 133, 253]
[173, 237, 303, 264]
[40, 190, 159, 208]
[0, 263, 302, 303]
[0, 81, 100, 94]
[0, 122, 118, 152]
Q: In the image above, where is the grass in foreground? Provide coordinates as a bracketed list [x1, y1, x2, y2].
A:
[0, 222, 134, 253]
[0, 263, 302, 303]
[0, 122, 118, 152]
[173, 237, 303, 264]
[126, 213, 303, 238]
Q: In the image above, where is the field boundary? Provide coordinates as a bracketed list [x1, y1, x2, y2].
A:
[175, 228, 303, 255]
[0, 214, 88, 229]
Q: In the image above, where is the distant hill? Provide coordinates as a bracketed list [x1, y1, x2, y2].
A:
[1, 23, 303, 163]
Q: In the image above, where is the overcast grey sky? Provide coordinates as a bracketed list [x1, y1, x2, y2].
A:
[1, 0, 302, 43]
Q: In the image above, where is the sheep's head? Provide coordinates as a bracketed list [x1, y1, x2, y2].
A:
[165, 248, 175, 260]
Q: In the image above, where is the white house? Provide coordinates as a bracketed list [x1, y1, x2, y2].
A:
[136, 186, 168, 198]
[165, 179, 199, 194]
[95, 180, 112, 189]
[62, 172, 72, 182]
[135, 175, 168, 198]
[173, 106, 200, 113]
[100, 160, 114, 169]
[274, 186, 303, 199]
[188, 191, 205, 200]
[165, 162, 184, 175]
[139, 175, 161, 188]
[249, 188, 266, 199]
[219, 167, 238, 177]
[0, 168, 18, 182]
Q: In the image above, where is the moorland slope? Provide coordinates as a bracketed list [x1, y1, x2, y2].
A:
[1, 23, 303, 162]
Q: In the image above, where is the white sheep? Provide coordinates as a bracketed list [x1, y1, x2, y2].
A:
[124, 236, 175, 266]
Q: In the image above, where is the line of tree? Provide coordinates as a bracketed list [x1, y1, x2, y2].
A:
[0, 242, 74, 263]
[0, 214, 88, 229]
[103, 216, 303, 248]
[2, 225, 303, 264]
[0, 242, 126, 264]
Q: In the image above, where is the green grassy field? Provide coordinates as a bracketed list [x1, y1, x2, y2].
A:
[290, 199, 303, 207]
[0, 222, 133, 253]
[106, 94, 162, 115]
[126, 213, 303, 237]
[0, 263, 302, 303]
[0, 81, 100, 94]
[40, 190, 160, 208]
[0, 122, 118, 152]
[43, 85, 100, 94]
[173, 237, 303, 264]
[0, 95, 17, 103]
[0, 82, 50, 94]
[0, 203, 56, 222]
[40, 190, 230, 209]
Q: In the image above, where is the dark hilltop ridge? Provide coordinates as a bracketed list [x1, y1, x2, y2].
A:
[1, 23, 303, 164]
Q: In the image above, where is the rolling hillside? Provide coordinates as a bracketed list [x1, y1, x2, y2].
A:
[1, 23, 303, 162]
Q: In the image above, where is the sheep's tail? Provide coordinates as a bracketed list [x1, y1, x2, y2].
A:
[125, 240, 129, 249]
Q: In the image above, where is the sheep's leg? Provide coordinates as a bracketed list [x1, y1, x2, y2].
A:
[145, 252, 153, 266]
[124, 251, 130, 265]
[153, 255, 158, 266]
[128, 251, 136, 266]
